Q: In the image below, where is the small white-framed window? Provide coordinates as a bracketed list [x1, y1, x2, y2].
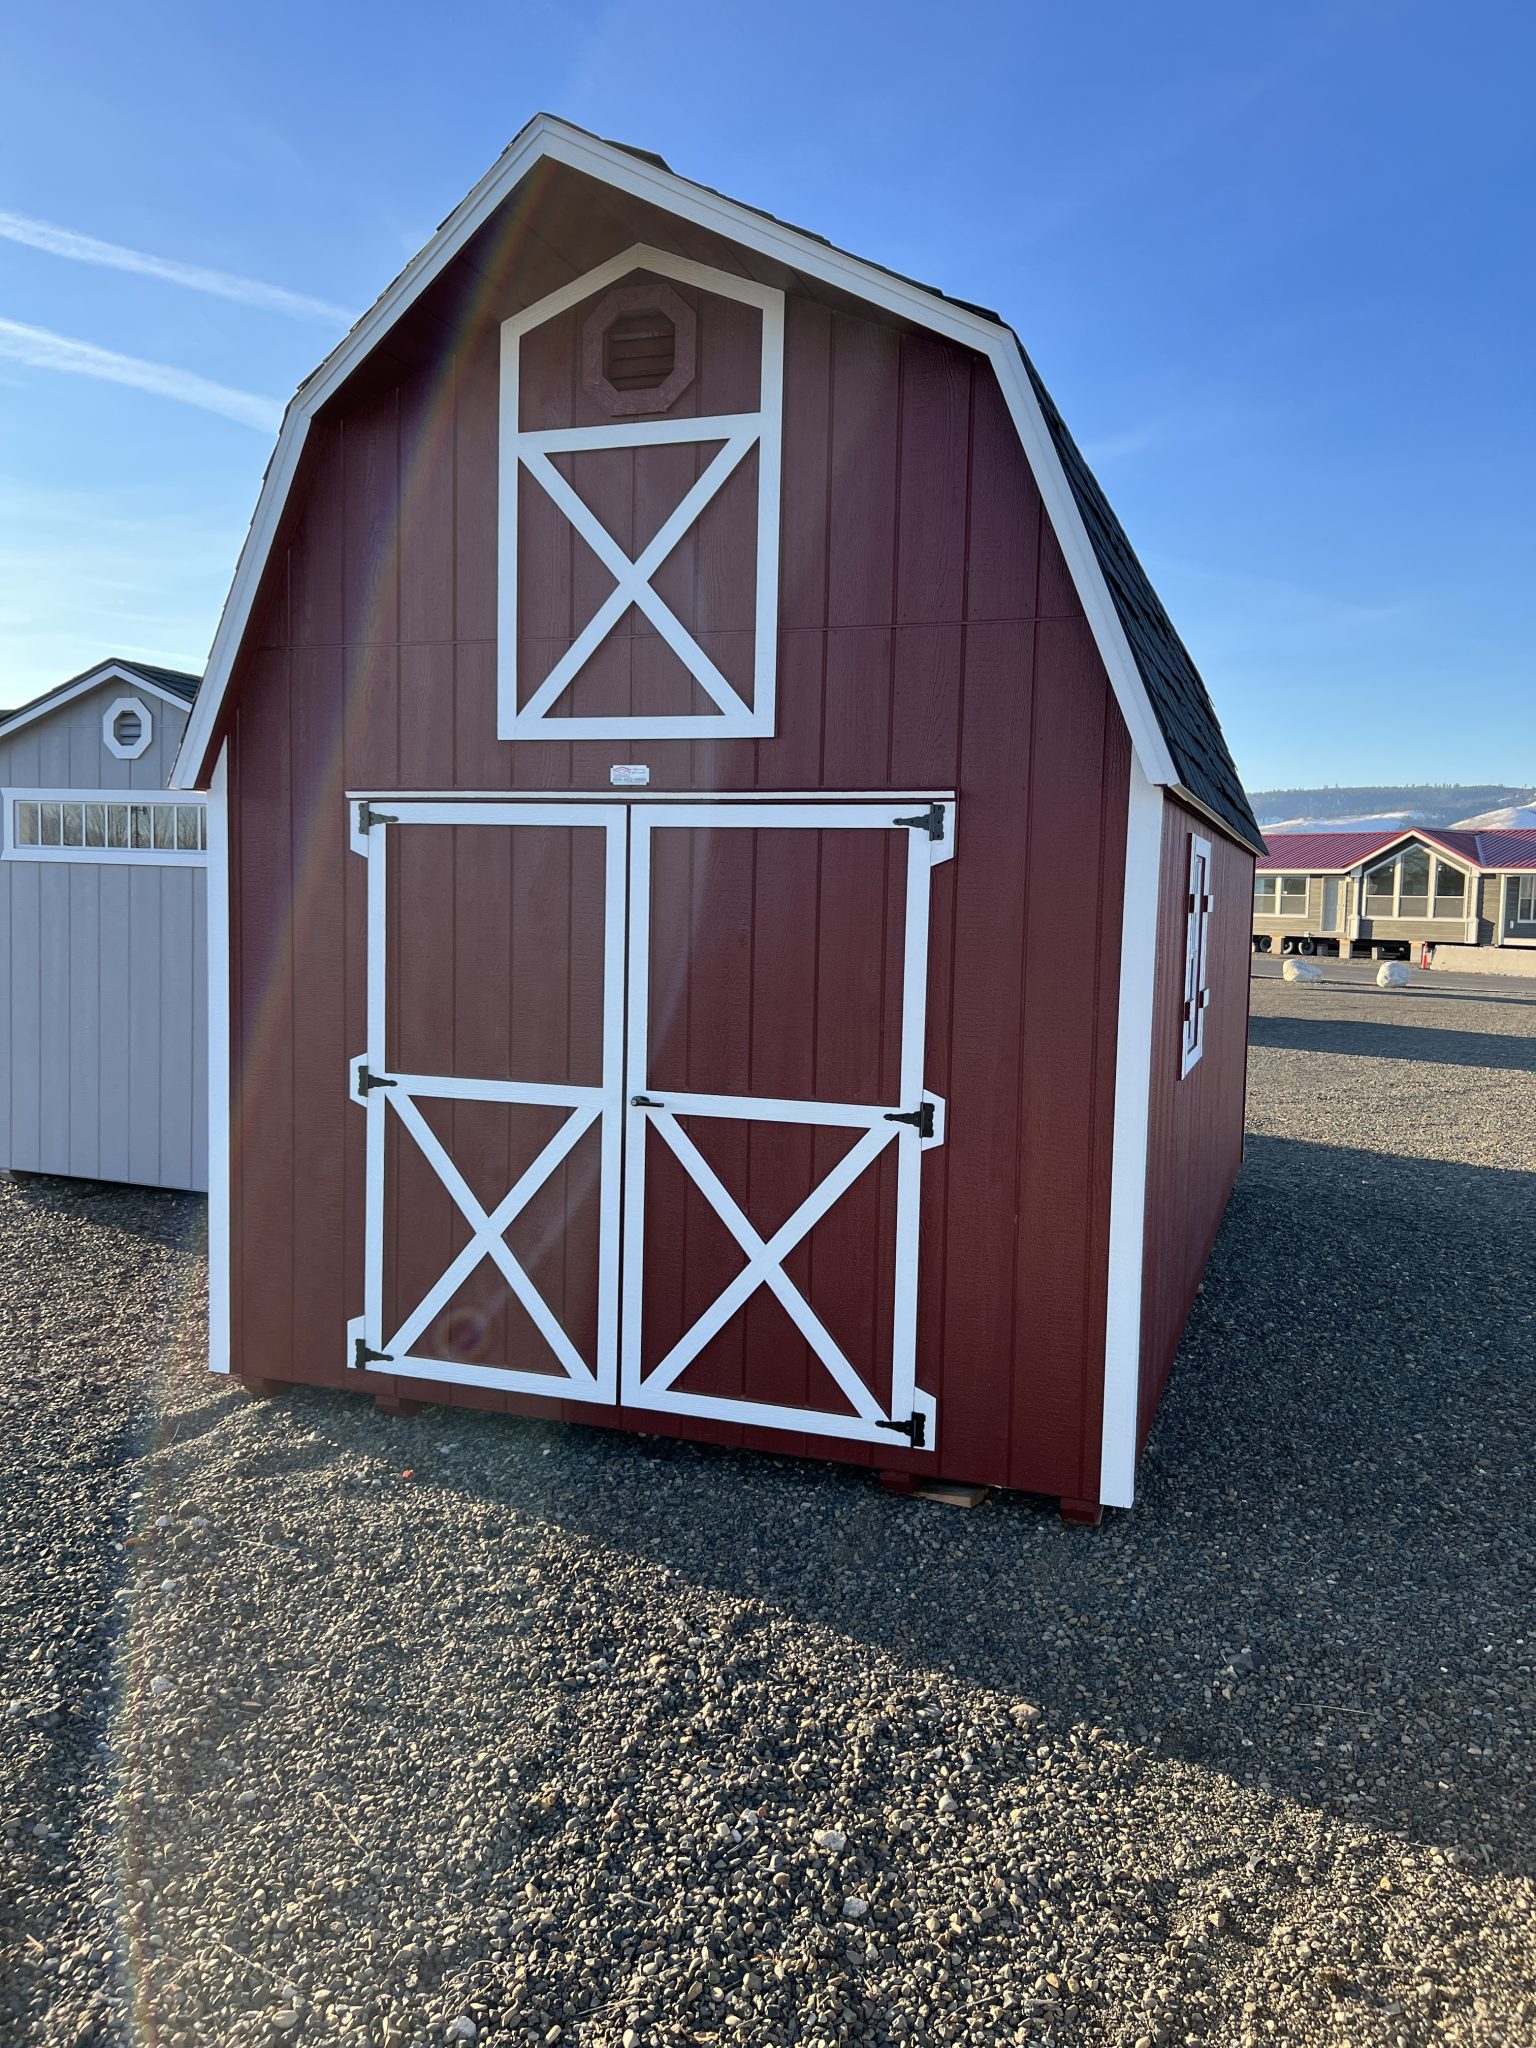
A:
[1253, 872, 1307, 917]
[103, 695, 154, 761]
[5, 788, 207, 865]
[1182, 834, 1213, 1078]
[1515, 876, 1536, 925]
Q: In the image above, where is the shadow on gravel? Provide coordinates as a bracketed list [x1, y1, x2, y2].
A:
[1248, 1012, 1536, 1071]
[315, 1129, 1535, 1876]
[5, 1170, 206, 1250]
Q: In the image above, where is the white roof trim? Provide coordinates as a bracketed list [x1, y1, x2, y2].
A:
[170, 114, 1180, 792]
[1, 661, 194, 740]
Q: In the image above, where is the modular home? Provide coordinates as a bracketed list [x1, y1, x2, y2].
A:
[1255, 828, 1536, 969]
[171, 116, 1262, 1518]
[0, 658, 208, 1189]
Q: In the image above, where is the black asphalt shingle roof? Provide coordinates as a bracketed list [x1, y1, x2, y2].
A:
[118, 661, 202, 702]
[1019, 363, 1262, 851]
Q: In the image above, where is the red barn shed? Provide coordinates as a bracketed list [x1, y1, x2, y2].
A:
[173, 117, 1261, 1519]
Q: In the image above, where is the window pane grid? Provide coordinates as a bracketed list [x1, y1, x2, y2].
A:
[10, 795, 206, 860]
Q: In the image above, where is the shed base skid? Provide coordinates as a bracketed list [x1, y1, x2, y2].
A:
[374, 1394, 425, 1419]
[235, 1377, 291, 1399]
[1059, 1497, 1105, 1527]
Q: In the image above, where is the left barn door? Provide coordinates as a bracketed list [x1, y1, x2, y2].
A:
[348, 801, 626, 1400]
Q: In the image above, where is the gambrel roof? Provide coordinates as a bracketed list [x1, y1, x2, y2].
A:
[171, 114, 1261, 852]
[0, 656, 201, 737]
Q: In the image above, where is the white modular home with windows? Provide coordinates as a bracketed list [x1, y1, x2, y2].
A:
[1254, 828, 1536, 972]
[0, 658, 208, 1189]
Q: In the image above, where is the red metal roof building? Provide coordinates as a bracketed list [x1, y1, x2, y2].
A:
[171, 117, 1263, 1520]
[1256, 829, 1536, 960]
[1258, 828, 1536, 872]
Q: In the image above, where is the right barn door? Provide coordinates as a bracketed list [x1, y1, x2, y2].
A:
[621, 801, 952, 1451]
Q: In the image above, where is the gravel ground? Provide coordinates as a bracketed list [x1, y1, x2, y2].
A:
[2, 968, 1532, 2048]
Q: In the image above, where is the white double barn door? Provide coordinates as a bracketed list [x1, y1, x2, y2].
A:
[349, 797, 951, 1449]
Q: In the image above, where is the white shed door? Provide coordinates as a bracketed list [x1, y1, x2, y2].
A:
[349, 797, 949, 1449]
[620, 802, 950, 1449]
[348, 801, 626, 1401]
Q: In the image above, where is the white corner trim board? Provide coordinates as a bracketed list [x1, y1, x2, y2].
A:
[1100, 762, 1164, 1510]
[168, 116, 1178, 793]
[499, 245, 784, 740]
[206, 746, 231, 1373]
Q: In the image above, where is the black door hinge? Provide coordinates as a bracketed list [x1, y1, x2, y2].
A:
[894, 802, 946, 842]
[357, 800, 397, 834]
[878, 1411, 928, 1449]
[630, 1095, 665, 1109]
[356, 1068, 396, 1096]
[884, 1102, 935, 1140]
[351, 1337, 393, 1371]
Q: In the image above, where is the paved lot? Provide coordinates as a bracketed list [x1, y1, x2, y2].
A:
[1, 971, 1532, 2047]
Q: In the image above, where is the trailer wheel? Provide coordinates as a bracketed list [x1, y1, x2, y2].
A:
[1254, 934, 1272, 953]
[1298, 936, 1316, 955]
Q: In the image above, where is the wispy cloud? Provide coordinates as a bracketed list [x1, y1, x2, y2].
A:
[0, 477, 240, 704]
[0, 316, 281, 431]
[0, 207, 350, 324]
[1079, 421, 1172, 465]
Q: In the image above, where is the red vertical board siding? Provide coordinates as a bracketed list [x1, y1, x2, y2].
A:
[218, 197, 1179, 1499]
[1138, 799, 1253, 1443]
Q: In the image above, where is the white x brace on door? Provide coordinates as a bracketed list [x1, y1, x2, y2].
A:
[620, 801, 951, 1449]
[347, 800, 627, 1400]
[348, 797, 950, 1449]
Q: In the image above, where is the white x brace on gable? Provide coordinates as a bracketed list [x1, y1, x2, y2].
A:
[498, 244, 784, 740]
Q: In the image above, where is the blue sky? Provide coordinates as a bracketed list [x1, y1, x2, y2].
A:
[1, 0, 1530, 790]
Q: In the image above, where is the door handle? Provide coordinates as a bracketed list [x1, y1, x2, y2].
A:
[630, 1095, 664, 1108]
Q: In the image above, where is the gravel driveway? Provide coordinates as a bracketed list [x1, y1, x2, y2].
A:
[3, 968, 1532, 2048]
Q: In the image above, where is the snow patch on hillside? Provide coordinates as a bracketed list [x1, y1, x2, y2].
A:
[1257, 812, 1415, 834]
[1452, 803, 1536, 830]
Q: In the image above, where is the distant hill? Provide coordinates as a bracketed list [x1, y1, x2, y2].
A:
[1252, 785, 1536, 834]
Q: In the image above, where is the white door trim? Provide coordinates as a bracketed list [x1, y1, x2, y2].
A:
[347, 799, 627, 1399]
[619, 799, 950, 1449]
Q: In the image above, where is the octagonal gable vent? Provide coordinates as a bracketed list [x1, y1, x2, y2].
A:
[582, 281, 697, 417]
[103, 694, 154, 761]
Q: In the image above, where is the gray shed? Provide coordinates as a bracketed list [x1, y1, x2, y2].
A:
[0, 658, 208, 1191]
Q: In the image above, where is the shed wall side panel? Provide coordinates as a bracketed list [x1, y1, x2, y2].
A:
[223, 236, 1139, 1495]
[98, 866, 132, 1183]
[8, 865, 41, 1169]
[0, 869, 10, 1170]
[1138, 799, 1253, 1444]
[67, 865, 101, 1176]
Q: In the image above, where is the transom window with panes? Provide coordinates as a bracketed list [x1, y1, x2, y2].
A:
[6, 791, 207, 863]
[1361, 843, 1467, 920]
[1253, 872, 1308, 917]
